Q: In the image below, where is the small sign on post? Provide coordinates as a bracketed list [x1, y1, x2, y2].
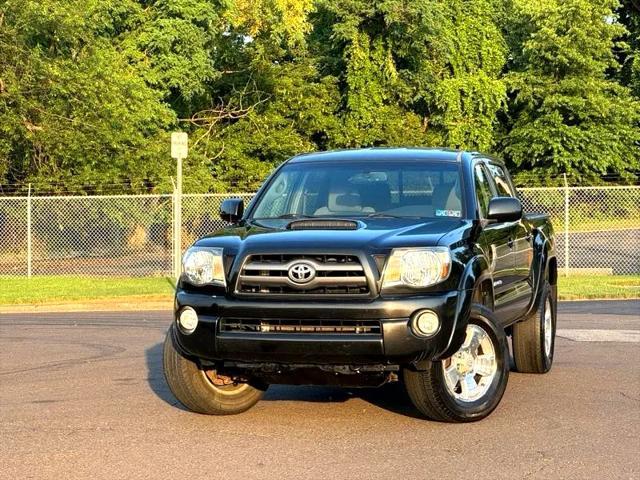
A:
[171, 132, 188, 159]
[171, 132, 188, 280]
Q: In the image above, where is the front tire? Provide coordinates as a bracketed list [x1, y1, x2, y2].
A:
[163, 325, 266, 415]
[403, 305, 510, 422]
[512, 280, 557, 373]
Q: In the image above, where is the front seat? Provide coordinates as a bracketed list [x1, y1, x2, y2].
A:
[360, 182, 391, 213]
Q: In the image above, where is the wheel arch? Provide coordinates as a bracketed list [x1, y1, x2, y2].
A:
[437, 254, 494, 359]
[524, 231, 556, 318]
[547, 256, 558, 286]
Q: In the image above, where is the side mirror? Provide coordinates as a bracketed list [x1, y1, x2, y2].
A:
[487, 197, 522, 223]
[220, 198, 244, 223]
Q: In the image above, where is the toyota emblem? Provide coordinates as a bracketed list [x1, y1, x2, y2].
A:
[288, 262, 316, 284]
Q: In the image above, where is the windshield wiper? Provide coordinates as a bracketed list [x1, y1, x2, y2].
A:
[364, 212, 409, 219]
[254, 213, 315, 220]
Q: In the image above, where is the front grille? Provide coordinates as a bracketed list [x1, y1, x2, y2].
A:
[220, 318, 381, 335]
[236, 254, 370, 296]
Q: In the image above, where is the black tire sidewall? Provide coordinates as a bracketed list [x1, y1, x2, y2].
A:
[433, 307, 510, 421]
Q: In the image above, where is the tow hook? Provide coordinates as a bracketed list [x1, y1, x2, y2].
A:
[204, 370, 247, 386]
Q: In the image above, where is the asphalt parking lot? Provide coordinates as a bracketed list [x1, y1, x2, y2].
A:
[1, 301, 639, 479]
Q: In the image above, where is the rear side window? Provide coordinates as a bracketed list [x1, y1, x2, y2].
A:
[486, 163, 515, 197]
[474, 165, 492, 218]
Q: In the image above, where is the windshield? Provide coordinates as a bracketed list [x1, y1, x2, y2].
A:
[251, 160, 464, 221]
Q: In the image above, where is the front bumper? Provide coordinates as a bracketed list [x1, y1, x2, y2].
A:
[173, 289, 472, 366]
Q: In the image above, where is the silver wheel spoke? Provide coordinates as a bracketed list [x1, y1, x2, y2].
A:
[444, 363, 459, 387]
[461, 328, 474, 348]
[460, 375, 477, 397]
[475, 354, 496, 377]
[467, 328, 483, 352]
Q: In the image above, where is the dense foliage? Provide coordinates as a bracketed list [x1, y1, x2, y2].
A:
[0, 0, 638, 193]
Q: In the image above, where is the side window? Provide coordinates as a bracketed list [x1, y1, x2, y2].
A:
[486, 163, 515, 197]
[474, 165, 492, 218]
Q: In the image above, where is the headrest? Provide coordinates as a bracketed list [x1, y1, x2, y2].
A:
[327, 188, 363, 211]
[335, 193, 362, 208]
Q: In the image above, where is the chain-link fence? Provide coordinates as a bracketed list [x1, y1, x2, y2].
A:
[518, 186, 639, 275]
[0, 188, 638, 277]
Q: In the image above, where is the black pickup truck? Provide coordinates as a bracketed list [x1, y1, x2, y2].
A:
[164, 148, 557, 422]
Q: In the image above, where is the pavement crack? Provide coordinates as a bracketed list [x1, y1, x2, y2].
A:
[619, 391, 640, 402]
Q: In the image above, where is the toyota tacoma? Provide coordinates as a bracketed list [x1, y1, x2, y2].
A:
[163, 148, 557, 422]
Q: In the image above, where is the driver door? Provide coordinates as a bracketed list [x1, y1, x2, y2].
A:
[474, 164, 520, 325]
[485, 163, 532, 320]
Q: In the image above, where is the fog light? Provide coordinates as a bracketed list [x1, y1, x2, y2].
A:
[412, 310, 440, 337]
[178, 307, 198, 334]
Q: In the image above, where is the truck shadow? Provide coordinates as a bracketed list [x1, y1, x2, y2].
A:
[263, 382, 423, 419]
[145, 341, 189, 411]
[146, 341, 423, 419]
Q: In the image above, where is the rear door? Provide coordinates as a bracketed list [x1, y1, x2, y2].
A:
[486, 162, 533, 320]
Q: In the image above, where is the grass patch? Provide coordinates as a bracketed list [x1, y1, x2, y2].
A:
[567, 218, 638, 233]
[0, 276, 175, 305]
[558, 275, 640, 300]
[1, 274, 638, 306]
[548, 218, 638, 233]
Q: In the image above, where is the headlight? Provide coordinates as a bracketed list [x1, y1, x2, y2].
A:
[382, 247, 451, 289]
[182, 247, 226, 286]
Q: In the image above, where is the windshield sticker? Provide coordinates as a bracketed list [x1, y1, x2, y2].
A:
[436, 209, 461, 218]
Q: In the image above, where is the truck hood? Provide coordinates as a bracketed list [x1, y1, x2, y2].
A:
[195, 218, 471, 254]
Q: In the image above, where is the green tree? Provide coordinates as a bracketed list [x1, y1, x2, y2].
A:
[318, 0, 507, 151]
[2, 0, 638, 194]
[0, 0, 175, 194]
[184, 61, 342, 192]
[171, 0, 341, 192]
[129, 0, 225, 110]
[501, 0, 640, 183]
[616, 0, 640, 97]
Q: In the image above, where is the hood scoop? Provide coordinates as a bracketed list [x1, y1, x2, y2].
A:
[287, 219, 360, 230]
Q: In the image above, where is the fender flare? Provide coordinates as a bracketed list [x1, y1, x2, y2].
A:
[523, 229, 555, 318]
[436, 254, 493, 359]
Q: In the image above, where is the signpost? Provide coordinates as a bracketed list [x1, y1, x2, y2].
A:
[171, 132, 188, 280]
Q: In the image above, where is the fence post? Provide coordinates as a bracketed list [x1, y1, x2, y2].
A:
[563, 174, 569, 277]
[27, 183, 32, 278]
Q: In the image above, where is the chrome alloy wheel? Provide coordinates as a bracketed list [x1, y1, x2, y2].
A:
[442, 324, 498, 403]
[543, 298, 553, 358]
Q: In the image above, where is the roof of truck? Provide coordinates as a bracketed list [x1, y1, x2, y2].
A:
[288, 147, 464, 164]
